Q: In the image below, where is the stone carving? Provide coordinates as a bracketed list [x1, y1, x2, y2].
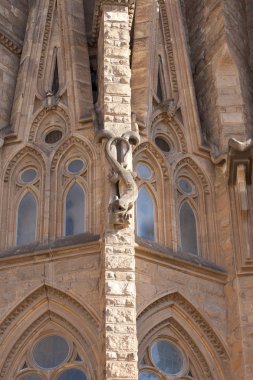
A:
[174, 157, 210, 193]
[38, 0, 55, 79]
[96, 129, 140, 228]
[139, 317, 213, 380]
[0, 30, 22, 56]
[228, 137, 253, 152]
[0, 310, 98, 379]
[29, 105, 70, 142]
[137, 292, 229, 360]
[158, 0, 178, 93]
[91, 0, 135, 44]
[4, 146, 46, 183]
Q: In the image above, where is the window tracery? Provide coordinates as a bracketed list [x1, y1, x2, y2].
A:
[16, 333, 89, 380]
[139, 337, 197, 380]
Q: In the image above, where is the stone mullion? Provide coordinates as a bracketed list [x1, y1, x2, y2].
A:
[98, 4, 138, 380]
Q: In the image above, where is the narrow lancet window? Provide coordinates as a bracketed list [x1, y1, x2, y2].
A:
[136, 187, 155, 241]
[65, 183, 85, 236]
[17, 192, 37, 245]
[180, 202, 198, 255]
[52, 57, 59, 94]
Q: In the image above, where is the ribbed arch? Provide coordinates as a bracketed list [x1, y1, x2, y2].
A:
[16, 192, 38, 245]
[137, 291, 229, 380]
[0, 285, 100, 380]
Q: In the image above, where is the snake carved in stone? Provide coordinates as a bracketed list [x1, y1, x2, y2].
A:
[96, 129, 140, 227]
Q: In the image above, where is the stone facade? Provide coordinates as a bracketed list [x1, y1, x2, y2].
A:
[0, 0, 253, 379]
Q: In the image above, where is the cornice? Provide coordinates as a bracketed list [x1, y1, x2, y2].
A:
[135, 240, 227, 284]
[0, 29, 22, 56]
[91, 0, 135, 44]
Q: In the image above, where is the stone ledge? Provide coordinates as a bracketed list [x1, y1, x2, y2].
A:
[0, 233, 100, 260]
[135, 238, 227, 283]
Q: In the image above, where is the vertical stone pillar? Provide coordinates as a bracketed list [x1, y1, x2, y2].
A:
[97, 3, 138, 380]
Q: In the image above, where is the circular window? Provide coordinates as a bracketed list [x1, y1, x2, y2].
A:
[67, 159, 85, 174]
[32, 335, 69, 369]
[19, 375, 43, 380]
[56, 369, 87, 380]
[139, 371, 161, 380]
[45, 130, 63, 144]
[136, 163, 153, 180]
[179, 179, 193, 195]
[21, 169, 37, 183]
[155, 137, 170, 153]
[151, 340, 184, 376]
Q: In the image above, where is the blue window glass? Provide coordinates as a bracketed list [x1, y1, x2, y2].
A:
[17, 192, 37, 245]
[136, 187, 155, 241]
[32, 335, 69, 369]
[65, 183, 85, 236]
[20, 375, 43, 380]
[180, 202, 198, 255]
[56, 369, 87, 380]
[139, 371, 161, 380]
[151, 340, 183, 375]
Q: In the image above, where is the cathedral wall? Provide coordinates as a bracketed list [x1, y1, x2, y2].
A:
[136, 254, 227, 341]
[182, 0, 224, 147]
[0, 249, 101, 320]
[0, 0, 28, 129]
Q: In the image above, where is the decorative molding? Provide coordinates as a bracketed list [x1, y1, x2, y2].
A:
[152, 112, 187, 154]
[4, 147, 46, 183]
[139, 317, 213, 380]
[38, 0, 55, 79]
[0, 30, 22, 56]
[137, 292, 229, 361]
[0, 310, 98, 379]
[91, 0, 135, 44]
[0, 285, 99, 342]
[158, 0, 178, 93]
[51, 136, 95, 171]
[134, 141, 170, 179]
[28, 105, 70, 142]
[174, 157, 210, 193]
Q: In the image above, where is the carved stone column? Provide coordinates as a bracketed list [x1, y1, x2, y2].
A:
[97, 3, 138, 379]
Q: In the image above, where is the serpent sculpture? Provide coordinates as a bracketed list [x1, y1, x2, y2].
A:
[96, 129, 140, 227]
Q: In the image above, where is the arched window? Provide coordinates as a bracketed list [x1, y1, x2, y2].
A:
[65, 183, 85, 236]
[15, 333, 88, 380]
[179, 201, 198, 255]
[17, 192, 37, 245]
[136, 187, 155, 241]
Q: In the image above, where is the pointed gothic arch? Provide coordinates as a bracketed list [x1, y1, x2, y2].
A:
[0, 285, 100, 379]
[50, 136, 97, 239]
[1, 146, 46, 249]
[137, 291, 230, 380]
